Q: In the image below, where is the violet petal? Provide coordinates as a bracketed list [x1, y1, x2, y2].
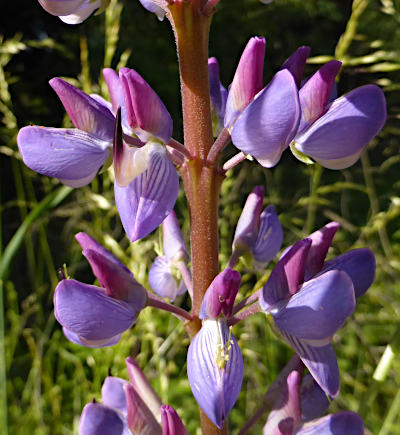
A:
[231, 69, 300, 167]
[282, 335, 340, 397]
[252, 205, 283, 269]
[300, 374, 330, 421]
[224, 36, 266, 127]
[148, 256, 184, 301]
[17, 126, 110, 187]
[114, 146, 179, 242]
[102, 377, 129, 416]
[295, 411, 364, 435]
[209, 57, 228, 135]
[273, 270, 355, 341]
[295, 85, 387, 169]
[59, 0, 101, 24]
[38, 0, 86, 16]
[162, 211, 188, 262]
[79, 402, 129, 435]
[260, 239, 311, 312]
[321, 248, 375, 298]
[138, 0, 166, 20]
[54, 279, 137, 343]
[281, 46, 311, 87]
[63, 327, 121, 347]
[49, 78, 115, 141]
[187, 319, 243, 429]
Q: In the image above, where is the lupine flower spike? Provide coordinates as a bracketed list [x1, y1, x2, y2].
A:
[54, 232, 147, 347]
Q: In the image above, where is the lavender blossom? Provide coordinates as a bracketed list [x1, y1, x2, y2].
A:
[138, 0, 166, 20]
[17, 78, 114, 187]
[209, 57, 228, 136]
[187, 319, 244, 429]
[149, 211, 190, 301]
[292, 61, 387, 169]
[54, 233, 147, 347]
[260, 223, 375, 396]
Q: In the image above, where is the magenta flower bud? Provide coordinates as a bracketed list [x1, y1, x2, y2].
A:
[126, 356, 163, 422]
[281, 46, 311, 87]
[199, 268, 241, 319]
[187, 319, 244, 429]
[224, 36, 266, 128]
[263, 371, 302, 435]
[125, 383, 162, 435]
[161, 405, 188, 435]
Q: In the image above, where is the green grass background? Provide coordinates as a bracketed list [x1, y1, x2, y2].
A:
[2, 0, 400, 433]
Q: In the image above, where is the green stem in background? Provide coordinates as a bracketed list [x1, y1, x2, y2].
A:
[0, 185, 72, 435]
[168, 2, 226, 434]
[305, 163, 323, 234]
[361, 151, 393, 258]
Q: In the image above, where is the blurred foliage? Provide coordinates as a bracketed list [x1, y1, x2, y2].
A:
[1, 0, 400, 434]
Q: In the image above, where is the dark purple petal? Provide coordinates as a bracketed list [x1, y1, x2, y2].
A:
[321, 248, 375, 298]
[49, 78, 115, 141]
[63, 327, 121, 347]
[260, 239, 311, 311]
[263, 371, 302, 435]
[102, 377, 129, 416]
[282, 335, 340, 397]
[17, 126, 110, 187]
[125, 356, 162, 422]
[38, 0, 86, 16]
[281, 46, 311, 87]
[163, 211, 188, 262]
[200, 269, 241, 319]
[231, 69, 300, 167]
[54, 279, 137, 344]
[187, 319, 244, 429]
[273, 270, 355, 341]
[209, 57, 228, 135]
[300, 374, 330, 421]
[232, 186, 264, 253]
[114, 146, 179, 242]
[298, 61, 342, 133]
[252, 205, 283, 269]
[224, 37, 266, 127]
[125, 383, 162, 434]
[138, 0, 166, 20]
[148, 256, 186, 301]
[295, 85, 387, 169]
[120, 69, 172, 143]
[161, 405, 189, 435]
[75, 233, 147, 306]
[79, 402, 129, 435]
[305, 222, 340, 278]
[295, 411, 364, 435]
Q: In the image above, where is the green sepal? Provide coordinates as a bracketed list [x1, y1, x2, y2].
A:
[290, 142, 315, 165]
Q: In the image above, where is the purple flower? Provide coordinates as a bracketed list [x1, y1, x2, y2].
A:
[260, 223, 375, 396]
[187, 319, 244, 429]
[38, 0, 103, 24]
[138, 0, 166, 21]
[263, 370, 364, 435]
[281, 46, 311, 87]
[199, 268, 241, 319]
[54, 232, 147, 347]
[292, 61, 387, 169]
[17, 78, 114, 187]
[79, 357, 188, 435]
[232, 186, 283, 269]
[148, 211, 189, 301]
